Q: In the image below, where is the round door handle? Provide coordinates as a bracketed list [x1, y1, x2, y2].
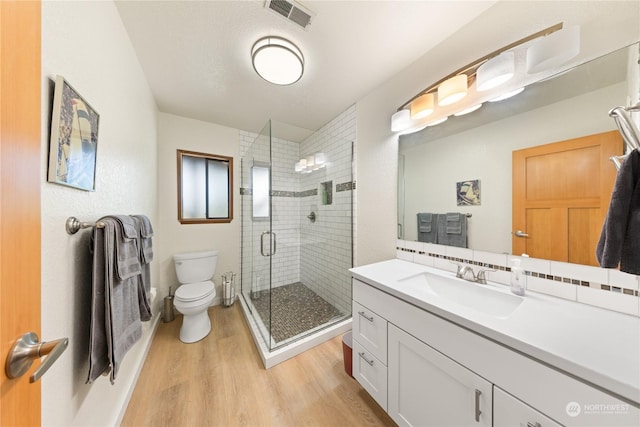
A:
[514, 230, 529, 237]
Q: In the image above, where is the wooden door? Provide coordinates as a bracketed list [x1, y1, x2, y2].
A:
[512, 131, 622, 265]
[1, 1, 42, 426]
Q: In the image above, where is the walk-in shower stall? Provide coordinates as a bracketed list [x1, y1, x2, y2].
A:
[240, 119, 353, 367]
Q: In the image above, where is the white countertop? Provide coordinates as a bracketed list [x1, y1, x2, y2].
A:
[350, 259, 640, 405]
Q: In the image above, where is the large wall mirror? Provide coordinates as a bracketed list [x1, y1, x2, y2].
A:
[398, 42, 639, 266]
[177, 149, 233, 224]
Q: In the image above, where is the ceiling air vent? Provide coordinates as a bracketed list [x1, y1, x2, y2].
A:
[265, 0, 314, 30]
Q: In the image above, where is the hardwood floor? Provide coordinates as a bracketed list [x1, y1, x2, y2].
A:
[121, 304, 396, 427]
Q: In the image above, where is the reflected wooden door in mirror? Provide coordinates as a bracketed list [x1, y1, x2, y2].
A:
[177, 149, 233, 224]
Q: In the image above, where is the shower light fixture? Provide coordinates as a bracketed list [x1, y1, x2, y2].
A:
[410, 93, 435, 119]
[295, 153, 326, 173]
[252, 36, 304, 85]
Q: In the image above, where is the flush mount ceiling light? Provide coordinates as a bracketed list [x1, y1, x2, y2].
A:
[410, 93, 435, 120]
[438, 74, 468, 106]
[526, 25, 580, 74]
[391, 23, 567, 133]
[476, 51, 515, 91]
[252, 36, 304, 85]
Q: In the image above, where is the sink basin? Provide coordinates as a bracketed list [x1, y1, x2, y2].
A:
[397, 272, 523, 318]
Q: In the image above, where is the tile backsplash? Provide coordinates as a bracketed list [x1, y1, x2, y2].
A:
[397, 239, 640, 317]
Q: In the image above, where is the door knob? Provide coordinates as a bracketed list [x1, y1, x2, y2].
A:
[514, 230, 529, 237]
[5, 332, 69, 383]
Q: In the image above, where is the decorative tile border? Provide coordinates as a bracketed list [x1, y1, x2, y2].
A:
[240, 181, 356, 198]
[336, 181, 356, 192]
[396, 246, 640, 297]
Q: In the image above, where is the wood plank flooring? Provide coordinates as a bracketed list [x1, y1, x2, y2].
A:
[121, 304, 396, 427]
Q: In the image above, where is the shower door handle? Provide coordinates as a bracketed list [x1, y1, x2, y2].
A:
[260, 231, 276, 256]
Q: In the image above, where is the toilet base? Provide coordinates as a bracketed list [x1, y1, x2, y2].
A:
[179, 309, 212, 343]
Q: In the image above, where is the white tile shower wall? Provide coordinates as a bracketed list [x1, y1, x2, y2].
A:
[396, 239, 640, 316]
[300, 105, 356, 315]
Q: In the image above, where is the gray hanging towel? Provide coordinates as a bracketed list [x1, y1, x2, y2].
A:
[132, 214, 153, 321]
[445, 212, 461, 234]
[436, 213, 468, 248]
[596, 150, 640, 274]
[417, 213, 437, 243]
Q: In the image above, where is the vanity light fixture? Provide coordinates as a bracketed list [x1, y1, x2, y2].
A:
[391, 109, 412, 132]
[526, 25, 580, 74]
[476, 51, 515, 91]
[488, 87, 525, 102]
[438, 74, 468, 106]
[251, 36, 304, 85]
[410, 93, 435, 119]
[391, 23, 570, 133]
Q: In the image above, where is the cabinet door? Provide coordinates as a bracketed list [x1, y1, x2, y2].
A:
[494, 386, 562, 427]
[353, 301, 388, 363]
[388, 324, 492, 427]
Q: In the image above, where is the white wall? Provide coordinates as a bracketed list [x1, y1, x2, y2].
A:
[157, 113, 241, 303]
[355, 0, 640, 266]
[41, 1, 158, 426]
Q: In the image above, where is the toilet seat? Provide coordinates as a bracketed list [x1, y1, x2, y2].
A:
[175, 281, 215, 302]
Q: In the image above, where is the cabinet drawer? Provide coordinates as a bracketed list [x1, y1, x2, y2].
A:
[353, 301, 388, 364]
[353, 339, 387, 411]
[494, 386, 561, 427]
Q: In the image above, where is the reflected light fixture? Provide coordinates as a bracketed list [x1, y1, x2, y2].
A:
[454, 104, 483, 116]
[527, 25, 580, 74]
[251, 36, 304, 85]
[426, 116, 448, 127]
[489, 87, 525, 102]
[438, 74, 468, 106]
[410, 93, 435, 119]
[476, 51, 515, 91]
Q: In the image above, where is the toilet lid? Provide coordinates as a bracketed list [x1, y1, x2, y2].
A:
[175, 281, 215, 302]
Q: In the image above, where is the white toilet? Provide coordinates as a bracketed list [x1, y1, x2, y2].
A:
[173, 250, 218, 343]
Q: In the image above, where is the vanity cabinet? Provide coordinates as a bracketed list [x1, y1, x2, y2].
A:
[494, 386, 561, 427]
[352, 276, 639, 427]
[388, 324, 492, 427]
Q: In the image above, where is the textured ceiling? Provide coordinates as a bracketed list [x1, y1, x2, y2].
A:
[115, 0, 496, 137]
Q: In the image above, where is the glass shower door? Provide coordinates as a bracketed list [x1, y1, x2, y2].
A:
[240, 120, 273, 348]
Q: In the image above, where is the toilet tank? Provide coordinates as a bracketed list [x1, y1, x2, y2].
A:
[173, 250, 218, 284]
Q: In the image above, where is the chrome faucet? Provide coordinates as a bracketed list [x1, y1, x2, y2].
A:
[451, 262, 496, 284]
[457, 264, 477, 282]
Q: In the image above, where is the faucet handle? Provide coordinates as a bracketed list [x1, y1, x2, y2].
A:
[476, 267, 497, 284]
[449, 261, 465, 278]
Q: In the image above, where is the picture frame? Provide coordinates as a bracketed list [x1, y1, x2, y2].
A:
[47, 75, 99, 191]
[457, 179, 481, 206]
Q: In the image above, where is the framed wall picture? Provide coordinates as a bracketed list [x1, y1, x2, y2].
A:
[457, 179, 481, 206]
[47, 75, 100, 191]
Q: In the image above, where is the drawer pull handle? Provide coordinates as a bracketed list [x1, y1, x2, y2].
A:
[358, 352, 374, 366]
[474, 389, 482, 422]
[526, 423, 541, 427]
[358, 311, 374, 322]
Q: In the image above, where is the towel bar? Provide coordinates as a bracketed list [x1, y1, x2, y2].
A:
[66, 216, 105, 235]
